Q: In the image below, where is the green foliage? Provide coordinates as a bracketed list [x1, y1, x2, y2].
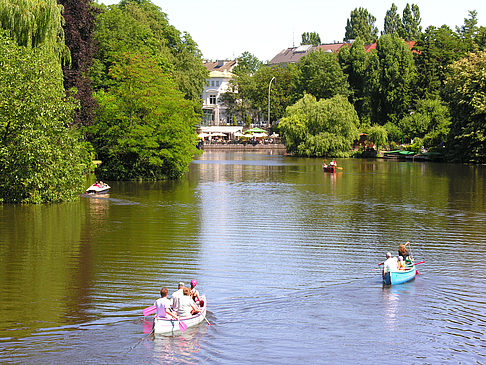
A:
[368, 34, 416, 125]
[91, 52, 200, 180]
[338, 38, 370, 125]
[383, 122, 403, 142]
[367, 125, 388, 149]
[383, 3, 403, 37]
[224, 66, 294, 124]
[401, 4, 422, 41]
[445, 50, 486, 162]
[301, 32, 321, 46]
[293, 50, 350, 101]
[91, 0, 207, 101]
[279, 94, 359, 157]
[0, 31, 90, 203]
[413, 25, 466, 100]
[344, 7, 378, 44]
[0, 0, 67, 59]
[233, 51, 262, 76]
[399, 98, 450, 148]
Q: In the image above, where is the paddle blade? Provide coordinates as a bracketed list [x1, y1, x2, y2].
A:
[179, 320, 188, 332]
[143, 305, 156, 317]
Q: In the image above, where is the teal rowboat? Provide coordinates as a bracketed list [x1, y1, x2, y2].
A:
[383, 265, 416, 285]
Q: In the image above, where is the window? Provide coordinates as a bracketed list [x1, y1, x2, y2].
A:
[209, 95, 216, 104]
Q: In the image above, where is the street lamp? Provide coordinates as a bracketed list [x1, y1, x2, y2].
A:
[267, 76, 275, 128]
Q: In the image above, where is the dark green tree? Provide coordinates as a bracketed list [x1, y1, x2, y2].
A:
[293, 50, 349, 101]
[338, 38, 370, 125]
[368, 35, 416, 126]
[0, 31, 90, 203]
[445, 50, 486, 162]
[413, 25, 468, 100]
[91, 52, 200, 180]
[344, 7, 378, 44]
[401, 4, 422, 41]
[301, 32, 321, 46]
[383, 3, 402, 36]
[279, 94, 359, 157]
[91, 0, 207, 101]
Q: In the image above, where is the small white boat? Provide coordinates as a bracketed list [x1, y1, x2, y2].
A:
[153, 295, 207, 334]
[86, 183, 110, 194]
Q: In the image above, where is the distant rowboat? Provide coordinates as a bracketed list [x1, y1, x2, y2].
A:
[153, 295, 207, 334]
[322, 165, 336, 173]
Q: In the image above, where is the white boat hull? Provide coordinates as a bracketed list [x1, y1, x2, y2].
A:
[153, 295, 207, 334]
[86, 184, 110, 194]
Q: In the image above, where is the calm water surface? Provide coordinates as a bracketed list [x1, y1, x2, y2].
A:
[1, 152, 486, 364]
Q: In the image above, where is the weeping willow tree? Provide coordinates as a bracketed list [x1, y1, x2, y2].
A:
[0, 0, 67, 58]
[0, 0, 90, 203]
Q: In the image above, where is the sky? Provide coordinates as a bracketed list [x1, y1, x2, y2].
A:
[99, 0, 486, 62]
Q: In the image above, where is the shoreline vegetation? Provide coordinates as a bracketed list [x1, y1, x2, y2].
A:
[0, 0, 485, 203]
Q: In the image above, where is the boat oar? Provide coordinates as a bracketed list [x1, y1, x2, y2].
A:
[178, 319, 188, 332]
[412, 261, 425, 265]
[143, 305, 156, 317]
[204, 317, 212, 326]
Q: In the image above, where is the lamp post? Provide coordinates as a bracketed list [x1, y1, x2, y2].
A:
[267, 76, 275, 128]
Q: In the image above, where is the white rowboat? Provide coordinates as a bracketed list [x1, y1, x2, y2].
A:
[153, 295, 207, 334]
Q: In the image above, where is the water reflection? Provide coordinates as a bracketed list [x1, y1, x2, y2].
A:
[381, 281, 416, 330]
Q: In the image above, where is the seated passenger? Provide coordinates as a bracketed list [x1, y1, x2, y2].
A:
[177, 287, 201, 318]
[397, 256, 406, 270]
[154, 287, 178, 319]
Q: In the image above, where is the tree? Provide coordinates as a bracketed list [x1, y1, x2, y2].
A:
[445, 51, 486, 162]
[223, 65, 294, 124]
[278, 94, 359, 157]
[399, 98, 450, 148]
[301, 32, 321, 46]
[413, 25, 466, 100]
[456, 10, 483, 53]
[338, 38, 370, 125]
[368, 35, 416, 126]
[0, 31, 90, 203]
[344, 7, 378, 44]
[0, 0, 66, 57]
[401, 4, 422, 41]
[367, 125, 388, 149]
[383, 3, 402, 37]
[233, 51, 262, 76]
[59, 0, 98, 127]
[91, 52, 200, 180]
[293, 50, 349, 102]
[91, 0, 207, 101]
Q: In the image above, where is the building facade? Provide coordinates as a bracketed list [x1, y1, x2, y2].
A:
[201, 60, 237, 126]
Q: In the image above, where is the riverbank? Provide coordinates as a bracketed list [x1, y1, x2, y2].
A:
[200, 143, 286, 152]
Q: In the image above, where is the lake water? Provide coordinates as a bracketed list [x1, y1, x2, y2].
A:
[1, 152, 486, 364]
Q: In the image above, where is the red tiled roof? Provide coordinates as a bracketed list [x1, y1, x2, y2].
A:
[316, 43, 348, 52]
[203, 60, 237, 72]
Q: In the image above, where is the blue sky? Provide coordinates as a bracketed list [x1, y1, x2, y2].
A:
[98, 0, 486, 62]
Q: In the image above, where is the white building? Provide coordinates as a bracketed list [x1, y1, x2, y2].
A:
[201, 60, 236, 126]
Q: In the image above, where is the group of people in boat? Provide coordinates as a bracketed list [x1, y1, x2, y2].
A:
[154, 280, 203, 320]
[93, 181, 108, 188]
[380, 242, 413, 275]
[322, 160, 337, 169]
